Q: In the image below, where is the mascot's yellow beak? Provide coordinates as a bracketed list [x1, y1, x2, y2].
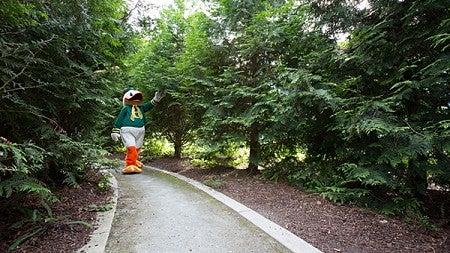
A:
[123, 90, 143, 105]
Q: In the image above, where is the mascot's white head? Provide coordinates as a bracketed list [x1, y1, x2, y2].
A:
[123, 89, 143, 106]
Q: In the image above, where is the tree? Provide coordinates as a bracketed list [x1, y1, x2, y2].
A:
[201, 0, 289, 172]
[287, 0, 450, 211]
[129, 0, 213, 158]
[0, 0, 133, 214]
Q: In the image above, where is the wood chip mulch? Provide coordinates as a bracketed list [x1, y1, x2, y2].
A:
[1, 158, 448, 253]
[0, 172, 113, 253]
[148, 158, 450, 253]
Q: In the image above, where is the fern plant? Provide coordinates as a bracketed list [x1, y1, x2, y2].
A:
[7, 204, 91, 253]
[317, 186, 371, 204]
[0, 141, 58, 203]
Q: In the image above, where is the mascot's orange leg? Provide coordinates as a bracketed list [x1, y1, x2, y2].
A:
[122, 146, 142, 173]
[135, 148, 143, 168]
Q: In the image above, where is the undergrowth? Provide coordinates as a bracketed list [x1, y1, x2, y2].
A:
[261, 157, 450, 230]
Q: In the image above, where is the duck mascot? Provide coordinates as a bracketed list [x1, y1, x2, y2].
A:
[111, 89, 164, 173]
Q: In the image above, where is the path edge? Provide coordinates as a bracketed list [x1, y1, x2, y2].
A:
[77, 170, 119, 253]
[148, 166, 322, 253]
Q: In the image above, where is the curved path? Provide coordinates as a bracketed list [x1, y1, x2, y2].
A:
[96, 166, 321, 253]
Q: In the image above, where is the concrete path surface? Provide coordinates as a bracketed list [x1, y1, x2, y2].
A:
[83, 165, 322, 253]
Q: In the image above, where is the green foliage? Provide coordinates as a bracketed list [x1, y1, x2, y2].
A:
[273, 0, 450, 216]
[405, 212, 437, 231]
[0, 173, 57, 203]
[118, 0, 450, 221]
[261, 156, 305, 183]
[45, 135, 111, 185]
[97, 173, 113, 192]
[82, 203, 114, 212]
[338, 163, 396, 189]
[7, 227, 45, 253]
[379, 197, 423, 216]
[125, 0, 449, 220]
[202, 178, 223, 189]
[0, 141, 44, 174]
[4, 0, 444, 233]
[8, 205, 91, 252]
[0, 0, 135, 239]
[196, 0, 298, 172]
[128, 3, 211, 158]
[0, 141, 58, 203]
[189, 140, 248, 169]
[141, 135, 174, 160]
[318, 187, 370, 204]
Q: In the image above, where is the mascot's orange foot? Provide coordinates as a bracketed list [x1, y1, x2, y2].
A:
[122, 165, 142, 174]
[136, 160, 143, 168]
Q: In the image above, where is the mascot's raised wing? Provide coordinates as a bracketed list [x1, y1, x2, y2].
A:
[111, 89, 165, 174]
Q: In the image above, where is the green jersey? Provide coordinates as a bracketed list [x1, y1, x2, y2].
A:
[113, 101, 155, 128]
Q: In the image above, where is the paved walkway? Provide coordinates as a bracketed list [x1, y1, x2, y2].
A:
[79, 166, 322, 253]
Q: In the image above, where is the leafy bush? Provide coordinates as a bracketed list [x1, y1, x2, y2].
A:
[0, 141, 58, 203]
[141, 134, 174, 160]
[202, 178, 223, 189]
[8, 203, 91, 253]
[44, 135, 112, 186]
[0, 1, 132, 246]
[190, 141, 248, 169]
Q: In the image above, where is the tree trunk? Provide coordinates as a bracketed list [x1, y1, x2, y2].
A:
[407, 155, 428, 197]
[247, 124, 260, 174]
[173, 131, 182, 159]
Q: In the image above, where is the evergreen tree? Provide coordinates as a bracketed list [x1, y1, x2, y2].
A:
[129, 0, 213, 158]
[202, 0, 288, 172]
[292, 0, 450, 211]
[0, 0, 133, 208]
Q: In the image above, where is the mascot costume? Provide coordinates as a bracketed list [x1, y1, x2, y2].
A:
[111, 89, 164, 173]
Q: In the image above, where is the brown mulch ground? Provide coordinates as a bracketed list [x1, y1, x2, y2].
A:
[1, 157, 448, 253]
[148, 158, 450, 253]
[0, 171, 113, 253]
